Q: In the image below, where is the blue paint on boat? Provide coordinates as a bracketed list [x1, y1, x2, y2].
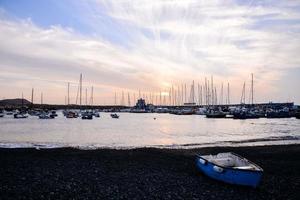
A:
[195, 153, 263, 187]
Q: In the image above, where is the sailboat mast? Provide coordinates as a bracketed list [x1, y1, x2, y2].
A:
[184, 84, 187, 103]
[221, 82, 223, 105]
[31, 88, 34, 105]
[251, 73, 254, 105]
[121, 91, 125, 106]
[67, 82, 70, 105]
[214, 87, 217, 105]
[88, 86, 94, 106]
[79, 73, 82, 107]
[204, 78, 207, 105]
[240, 82, 245, 104]
[200, 85, 202, 105]
[159, 90, 162, 106]
[244, 82, 246, 104]
[85, 88, 88, 106]
[227, 82, 230, 105]
[181, 84, 184, 105]
[127, 92, 131, 106]
[211, 76, 214, 106]
[177, 85, 180, 105]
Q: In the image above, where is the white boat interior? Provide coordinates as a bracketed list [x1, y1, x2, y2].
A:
[201, 152, 262, 171]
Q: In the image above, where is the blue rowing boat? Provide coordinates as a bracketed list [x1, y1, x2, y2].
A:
[196, 152, 263, 187]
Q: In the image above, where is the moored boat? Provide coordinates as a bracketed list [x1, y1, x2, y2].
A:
[6, 111, 14, 115]
[266, 108, 291, 118]
[66, 111, 78, 118]
[93, 111, 100, 117]
[38, 113, 52, 119]
[206, 110, 226, 118]
[50, 111, 58, 117]
[295, 112, 300, 119]
[14, 113, 28, 119]
[196, 152, 263, 187]
[110, 113, 119, 118]
[81, 111, 93, 120]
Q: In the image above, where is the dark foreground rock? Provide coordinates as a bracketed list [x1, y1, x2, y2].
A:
[0, 145, 300, 200]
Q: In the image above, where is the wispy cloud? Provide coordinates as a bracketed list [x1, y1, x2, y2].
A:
[0, 0, 300, 104]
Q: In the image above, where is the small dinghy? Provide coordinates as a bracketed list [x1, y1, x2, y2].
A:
[196, 152, 263, 187]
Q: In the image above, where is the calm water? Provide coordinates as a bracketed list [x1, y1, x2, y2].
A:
[0, 112, 300, 149]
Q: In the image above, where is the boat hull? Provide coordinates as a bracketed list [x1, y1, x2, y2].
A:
[206, 114, 226, 118]
[196, 156, 263, 187]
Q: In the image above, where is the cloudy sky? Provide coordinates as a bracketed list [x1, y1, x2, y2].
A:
[0, 0, 299, 105]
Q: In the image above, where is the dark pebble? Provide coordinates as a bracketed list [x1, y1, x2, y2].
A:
[0, 145, 300, 199]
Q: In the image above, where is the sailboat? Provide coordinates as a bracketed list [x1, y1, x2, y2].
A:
[38, 93, 55, 119]
[64, 82, 78, 118]
[79, 75, 93, 120]
[90, 86, 100, 118]
[14, 93, 28, 119]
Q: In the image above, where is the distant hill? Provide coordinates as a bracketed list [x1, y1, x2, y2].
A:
[0, 98, 32, 106]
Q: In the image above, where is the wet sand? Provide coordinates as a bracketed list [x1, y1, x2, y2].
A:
[1, 145, 300, 199]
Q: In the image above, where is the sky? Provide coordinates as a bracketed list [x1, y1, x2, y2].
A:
[0, 0, 300, 105]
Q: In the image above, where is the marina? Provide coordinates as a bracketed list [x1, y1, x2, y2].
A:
[1, 1, 300, 199]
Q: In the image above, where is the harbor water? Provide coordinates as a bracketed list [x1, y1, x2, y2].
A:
[0, 112, 300, 149]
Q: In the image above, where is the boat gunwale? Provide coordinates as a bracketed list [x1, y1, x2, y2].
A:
[196, 152, 264, 173]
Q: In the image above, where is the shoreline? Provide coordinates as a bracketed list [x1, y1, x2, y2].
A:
[1, 144, 300, 199]
[1, 135, 300, 150]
